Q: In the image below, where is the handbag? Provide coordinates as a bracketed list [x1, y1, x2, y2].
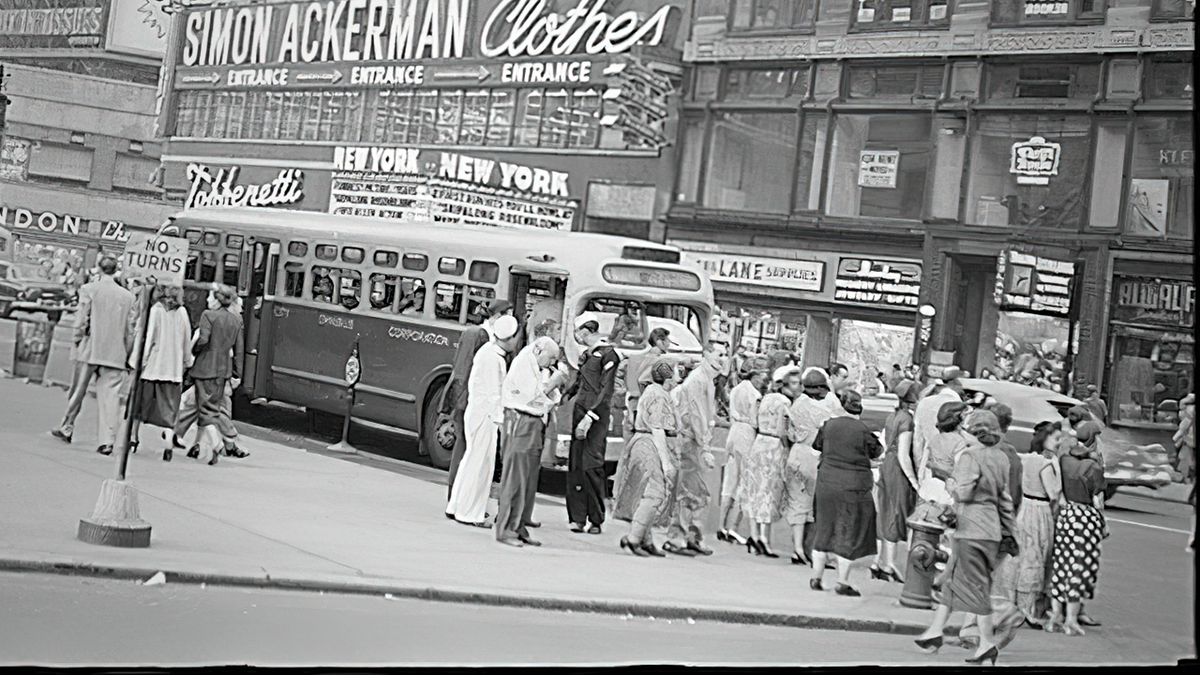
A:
[434, 412, 456, 450]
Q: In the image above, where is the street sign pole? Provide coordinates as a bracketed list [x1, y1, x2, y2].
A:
[78, 232, 188, 548]
[328, 336, 360, 454]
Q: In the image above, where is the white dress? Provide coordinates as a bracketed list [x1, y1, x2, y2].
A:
[446, 342, 507, 524]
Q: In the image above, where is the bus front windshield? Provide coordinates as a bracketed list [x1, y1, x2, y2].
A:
[580, 298, 705, 353]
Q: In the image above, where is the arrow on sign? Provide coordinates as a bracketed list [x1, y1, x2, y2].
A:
[432, 65, 490, 82]
[180, 72, 221, 84]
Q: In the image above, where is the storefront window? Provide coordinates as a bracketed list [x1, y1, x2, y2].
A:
[991, 0, 1107, 25]
[964, 114, 1091, 229]
[836, 319, 915, 396]
[852, 0, 952, 30]
[1126, 117, 1193, 240]
[826, 114, 931, 220]
[992, 311, 1070, 391]
[1108, 275, 1195, 425]
[703, 112, 797, 213]
[731, 0, 819, 30]
[1144, 57, 1194, 100]
[726, 67, 809, 99]
[848, 64, 944, 99]
[794, 113, 827, 212]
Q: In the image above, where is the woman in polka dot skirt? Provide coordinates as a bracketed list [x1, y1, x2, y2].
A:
[1044, 426, 1107, 636]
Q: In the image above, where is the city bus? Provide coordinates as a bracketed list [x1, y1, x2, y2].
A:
[160, 207, 714, 469]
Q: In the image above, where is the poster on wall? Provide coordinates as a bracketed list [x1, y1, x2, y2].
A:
[106, 0, 168, 57]
[994, 250, 1075, 318]
[1126, 178, 1170, 237]
[858, 150, 899, 189]
[833, 257, 921, 310]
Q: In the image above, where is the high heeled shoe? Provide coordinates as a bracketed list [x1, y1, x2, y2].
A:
[870, 565, 889, 581]
[754, 539, 779, 558]
[715, 529, 730, 543]
[885, 566, 905, 584]
[914, 635, 943, 653]
[620, 536, 648, 557]
[790, 553, 809, 566]
[746, 538, 762, 555]
[965, 646, 998, 665]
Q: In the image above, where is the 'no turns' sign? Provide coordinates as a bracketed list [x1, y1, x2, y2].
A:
[122, 232, 189, 286]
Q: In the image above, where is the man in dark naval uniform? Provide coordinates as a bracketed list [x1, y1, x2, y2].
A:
[566, 311, 621, 534]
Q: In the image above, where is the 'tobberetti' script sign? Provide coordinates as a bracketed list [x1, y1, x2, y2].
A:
[185, 163, 305, 209]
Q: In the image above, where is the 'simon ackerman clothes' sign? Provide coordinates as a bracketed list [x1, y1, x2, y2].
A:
[329, 146, 576, 230]
[833, 257, 921, 309]
[1111, 276, 1195, 329]
[681, 251, 824, 292]
[995, 250, 1074, 317]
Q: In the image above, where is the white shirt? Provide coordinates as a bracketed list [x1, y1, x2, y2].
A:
[467, 341, 508, 426]
[727, 379, 762, 428]
[141, 304, 193, 383]
[913, 387, 963, 468]
[503, 345, 561, 418]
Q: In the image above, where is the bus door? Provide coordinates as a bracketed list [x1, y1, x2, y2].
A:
[508, 265, 569, 343]
[237, 238, 278, 397]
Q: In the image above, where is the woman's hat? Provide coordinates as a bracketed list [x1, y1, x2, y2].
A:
[1075, 420, 1103, 447]
[772, 365, 800, 383]
[894, 379, 919, 404]
[840, 389, 863, 415]
[964, 410, 1003, 445]
[936, 400, 969, 426]
[801, 368, 829, 389]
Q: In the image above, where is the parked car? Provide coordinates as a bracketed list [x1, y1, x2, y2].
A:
[961, 378, 1177, 500]
[0, 261, 75, 322]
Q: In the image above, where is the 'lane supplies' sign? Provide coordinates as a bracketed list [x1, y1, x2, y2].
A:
[122, 232, 189, 286]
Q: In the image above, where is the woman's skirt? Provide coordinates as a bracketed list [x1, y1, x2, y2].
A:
[876, 450, 917, 543]
[136, 379, 181, 428]
[781, 445, 819, 526]
[943, 538, 1000, 616]
[812, 465, 878, 560]
[1048, 501, 1104, 603]
[1014, 498, 1055, 617]
[737, 435, 786, 524]
[612, 433, 674, 528]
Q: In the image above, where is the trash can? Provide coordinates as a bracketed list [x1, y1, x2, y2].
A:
[14, 317, 54, 382]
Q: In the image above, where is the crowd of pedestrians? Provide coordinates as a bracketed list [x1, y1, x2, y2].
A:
[50, 256, 248, 465]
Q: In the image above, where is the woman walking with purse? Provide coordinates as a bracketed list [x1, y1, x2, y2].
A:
[913, 410, 1018, 665]
[130, 284, 192, 460]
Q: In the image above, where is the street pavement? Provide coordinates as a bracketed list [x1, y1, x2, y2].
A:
[0, 570, 1189, 666]
[0, 374, 1194, 665]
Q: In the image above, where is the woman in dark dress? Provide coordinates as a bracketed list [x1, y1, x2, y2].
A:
[809, 390, 883, 596]
[871, 379, 920, 583]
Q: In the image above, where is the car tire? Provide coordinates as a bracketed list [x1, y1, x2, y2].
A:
[422, 380, 452, 470]
[46, 311, 62, 324]
[0, 301, 11, 319]
[1103, 484, 1118, 502]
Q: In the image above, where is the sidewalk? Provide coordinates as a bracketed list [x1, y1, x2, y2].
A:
[1, 376, 943, 635]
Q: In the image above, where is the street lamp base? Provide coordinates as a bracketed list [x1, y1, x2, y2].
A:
[77, 479, 151, 548]
[327, 441, 358, 454]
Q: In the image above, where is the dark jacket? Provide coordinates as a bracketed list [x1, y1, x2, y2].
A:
[569, 342, 620, 417]
[442, 324, 489, 413]
[190, 308, 243, 380]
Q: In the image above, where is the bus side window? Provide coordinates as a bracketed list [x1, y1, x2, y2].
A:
[222, 253, 240, 287]
[200, 252, 217, 282]
[311, 266, 333, 302]
[185, 252, 199, 281]
[284, 262, 306, 297]
[203, 231, 221, 247]
[184, 229, 203, 245]
[287, 241, 308, 257]
[398, 277, 426, 315]
[466, 285, 496, 321]
[337, 269, 362, 310]
[433, 281, 464, 322]
[368, 273, 398, 311]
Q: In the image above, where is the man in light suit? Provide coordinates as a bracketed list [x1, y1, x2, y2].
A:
[52, 267, 100, 444]
[52, 256, 136, 455]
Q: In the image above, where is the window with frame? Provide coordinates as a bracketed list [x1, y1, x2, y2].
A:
[287, 241, 308, 258]
[987, 62, 1102, 100]
[848, 64, 944, 99]
[852, 0, 951, 30]
[373, 250, 399, 268]
[1145, 57, 1194, 100]
[826, 114, 933, 220]
[315, 244, 337, 261]
[703, 112, 798, 214]
[310, 266, 362, 309]
[222, 253, 240, 287]
[403, 253, 429, 271]
[990, 0, 1107, 25]
[1150, 0, 1195, 20]
[725, 67, 809, 100]
[466, 286, 497, 322]
[1125, 117, 1193, 241]
[964, 114, 1091, 230]
[731, 0, 819, 30]
[398, 277, 427, 315]
[226, 234, 243, 249]
[469, 261, 500, 284]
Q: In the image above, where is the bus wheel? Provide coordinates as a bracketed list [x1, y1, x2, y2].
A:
[422, 382, 453, 470]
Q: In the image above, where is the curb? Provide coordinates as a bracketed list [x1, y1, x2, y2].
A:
[0, 556, 948, 637]
[1116, 486, 1193, 505]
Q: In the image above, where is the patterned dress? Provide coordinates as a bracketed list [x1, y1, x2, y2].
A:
[1048, 453, 1106, 603]
[782, 394, 836, 526]
[1013, 453, 1058, 620]
[612, 383, 680, 527]
[738, 392, 791, 525]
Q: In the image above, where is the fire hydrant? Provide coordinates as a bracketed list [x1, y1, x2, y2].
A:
[900, 518, 949, 609]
